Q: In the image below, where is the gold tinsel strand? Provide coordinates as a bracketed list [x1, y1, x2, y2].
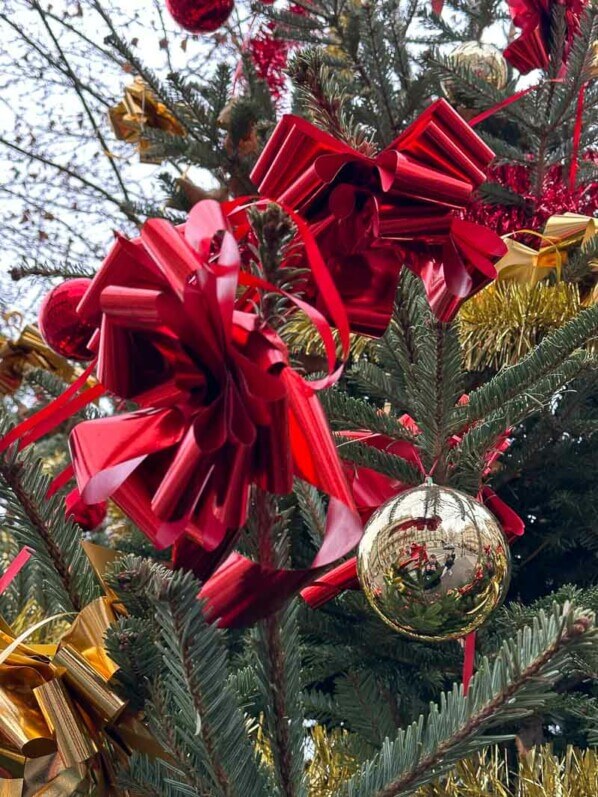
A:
[282, 313, 375, 361]
[458, 281, 582, 371]
[415, 745, 598, 796]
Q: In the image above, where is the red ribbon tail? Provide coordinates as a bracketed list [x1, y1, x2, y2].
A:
[301, 557, 359, 608]
[569, 82, 586, 192]
[0, 547, 33, 595]
[45, 463, 75, 498]
[462, 631, 476, 695]
[0, 364, 102, 455]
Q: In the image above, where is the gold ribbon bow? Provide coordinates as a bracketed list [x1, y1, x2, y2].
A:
[495, 213, 598, 293]
[0, 543, 159, 796]
[0, 324, 76, 397]
[108, 77, 186, 164]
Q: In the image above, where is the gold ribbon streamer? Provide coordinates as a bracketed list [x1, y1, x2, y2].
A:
[0, 543, 160, 796]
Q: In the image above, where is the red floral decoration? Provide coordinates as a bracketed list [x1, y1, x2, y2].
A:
[466, 158, 598, 238]
[251, 99, 507, 330]
[27, 200, 363, 627]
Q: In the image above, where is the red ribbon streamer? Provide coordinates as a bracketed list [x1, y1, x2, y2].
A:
[0, 547, 33, 595]
[462, 631, 477, 694]
[0, 363, 102, 455]
[569, 82, 586, 191]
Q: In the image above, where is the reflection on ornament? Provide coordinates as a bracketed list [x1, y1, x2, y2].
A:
[442, 42, 508, 108]
[108, 77, 186, 164]
[357, 484, 510, 642]
[38, 279, 95, 362]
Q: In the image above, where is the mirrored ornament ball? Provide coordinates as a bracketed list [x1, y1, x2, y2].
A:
[357, 484, 511, 642]
[165, 0, 235, 33]
[38, 278, 95, 361]
[442, 42, 508, 106]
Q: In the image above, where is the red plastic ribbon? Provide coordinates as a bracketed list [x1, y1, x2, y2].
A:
[0, 363, 101, 455]
[252, 99, 504, 327]
[0, 547, 33, 595]
[569, 81, 586, 191]
[462, 631, 477, 694]
[46, 200, 363, 626]
[503, 0, 586, 74]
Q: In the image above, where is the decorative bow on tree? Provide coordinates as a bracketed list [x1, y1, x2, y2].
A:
[504, 0, 587, 73]
[55, 200, 363, 625]
[0, 544, 159, 796]
[302, 411, 523, 609]
[251, 99, 506, 329]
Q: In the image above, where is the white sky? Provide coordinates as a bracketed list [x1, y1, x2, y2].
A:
[0, 0, 518, 321]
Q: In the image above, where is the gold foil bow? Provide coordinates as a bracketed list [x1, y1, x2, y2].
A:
[108, 77, 186, 164]
[0, 323, 75, 397]
[495, 213, 598, 294]
[0, 543, 159, 796]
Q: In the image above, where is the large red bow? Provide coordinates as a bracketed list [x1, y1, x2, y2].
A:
[301, 411, 524, 609]
[504, 0, 587, 74]
[251, 99, 506, 328]
[64, 200, 362, 623]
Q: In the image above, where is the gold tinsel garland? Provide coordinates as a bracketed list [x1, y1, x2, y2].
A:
[458, 281, 583, 370]
[415, 745, 598, 796]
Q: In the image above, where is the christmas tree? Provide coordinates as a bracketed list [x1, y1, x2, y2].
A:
[0, 0, 597, 794]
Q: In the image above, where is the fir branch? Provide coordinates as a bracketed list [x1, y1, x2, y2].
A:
[451, 352, 596, 491]
[320, 390, 417, 440]
[464, 303, 598, 427]
[335, 437, 422, 486]
[10, 259, 96, 281]
[288, 48, 373, 153]
[413, 320, 463, 476]
[294, 479, 327, 550]
[347, 362, 406, 408]
[145, 565, 269, 797]
[119, 754, 203, 797]
[341, 603, 596, 797]
[250, 489, 306, 797]
[0, 423, 99, 612]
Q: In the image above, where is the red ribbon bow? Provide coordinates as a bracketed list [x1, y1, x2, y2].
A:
[251, 99, 506, 327]
[60, 200, 363, 625]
